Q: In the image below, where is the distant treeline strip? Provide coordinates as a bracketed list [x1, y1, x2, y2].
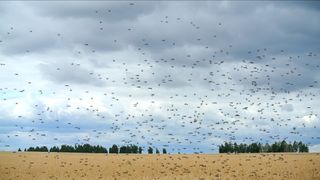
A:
[219, 140, 309, 153]
[22, 144, 167, 154]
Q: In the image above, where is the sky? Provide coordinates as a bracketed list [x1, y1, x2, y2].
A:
[0, 1, 320, 153]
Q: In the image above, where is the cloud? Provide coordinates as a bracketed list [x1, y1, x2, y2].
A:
[0, 1, 319, 153]
[28, 2, 159, 21]
[281, 104, 294, 112]
[38, 62, 106, 87]
[310, 144, 320, 153]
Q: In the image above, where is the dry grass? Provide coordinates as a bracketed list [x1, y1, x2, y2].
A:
[0, 152, 319, 180]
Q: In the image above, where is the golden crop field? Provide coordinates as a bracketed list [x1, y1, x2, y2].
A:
[0, 152, 319, 180]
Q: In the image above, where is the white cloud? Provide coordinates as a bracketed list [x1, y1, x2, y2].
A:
[303, 115, 318, 124]
[309, 144, 320, 152]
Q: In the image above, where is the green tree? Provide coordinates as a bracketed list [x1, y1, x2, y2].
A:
[263, 143, 271, 152]
[233, 143, 239, 153]
[219, 144, 224, 153]
[238, 143, 245, 153]
[251, 143, 259, 153]
[287, 144, 293, 152]
[298, 141, 302, 152]
[271, 143, 279, 152]
[219, 141, 308, 154]
[131, 145, 138, 153]
[27, 147, 35, 151]
[40, 146, 48, 152]
[280, 140, 288, 152]
[162, 148, 167, 154]
[119, 146, 127, 154]
[109, 144, 118, 154]
[293, 141, 298, 152]
[60, 145, 74, 152]
[148, 147, 153, 154]
[50, 146, 60, 152]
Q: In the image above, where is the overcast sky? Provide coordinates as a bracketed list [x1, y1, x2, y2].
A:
[0, 1, 320, 153]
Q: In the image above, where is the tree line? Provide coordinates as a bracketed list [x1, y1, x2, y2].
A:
[219, 140, 309, 153]
[23, 144, 168, 154]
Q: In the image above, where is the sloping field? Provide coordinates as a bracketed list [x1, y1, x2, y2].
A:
[0, 152, 319, 180]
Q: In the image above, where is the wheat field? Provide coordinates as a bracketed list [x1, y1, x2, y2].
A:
[0, 152, 319, 180]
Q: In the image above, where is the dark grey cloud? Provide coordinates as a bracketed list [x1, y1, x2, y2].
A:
[2, 1, 319, 62]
